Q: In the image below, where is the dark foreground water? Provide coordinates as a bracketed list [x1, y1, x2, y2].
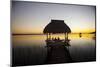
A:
[12, 34, 96, 66]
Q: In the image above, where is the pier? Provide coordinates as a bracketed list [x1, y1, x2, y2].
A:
[43, 20, 73, 64]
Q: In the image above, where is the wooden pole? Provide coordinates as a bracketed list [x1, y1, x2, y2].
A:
[49, 33, 51, 40]
[67, 33, 68, 40]
[46, 33, 48, 40]
[65, 33, 66, 41]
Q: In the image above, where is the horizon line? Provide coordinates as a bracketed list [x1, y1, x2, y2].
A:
[12, 32, 96, 35]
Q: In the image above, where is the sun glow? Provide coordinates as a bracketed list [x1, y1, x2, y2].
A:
[12, 2, 96, 34]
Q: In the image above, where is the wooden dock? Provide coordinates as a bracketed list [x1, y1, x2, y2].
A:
[46, 41, 72, 64]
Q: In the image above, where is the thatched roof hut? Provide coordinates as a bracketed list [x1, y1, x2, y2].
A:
[43, 20, 71, 34]
[43, 19, 71, 41]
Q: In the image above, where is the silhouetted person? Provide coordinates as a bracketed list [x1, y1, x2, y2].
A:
[57, 37, 60, 40]
[54, 37, 57, 41]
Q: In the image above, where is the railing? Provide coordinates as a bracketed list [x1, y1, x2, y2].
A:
[45, 39, 71, 47]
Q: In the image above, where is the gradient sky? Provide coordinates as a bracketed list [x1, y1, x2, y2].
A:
[11, 1, 96, 34]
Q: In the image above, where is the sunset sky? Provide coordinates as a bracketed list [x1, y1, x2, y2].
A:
[11, 1, 96, 34]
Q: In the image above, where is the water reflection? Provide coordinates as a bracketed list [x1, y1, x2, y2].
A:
[12, 34, 96, 66]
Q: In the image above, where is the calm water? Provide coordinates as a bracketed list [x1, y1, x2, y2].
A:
[12, 34, 96, 66]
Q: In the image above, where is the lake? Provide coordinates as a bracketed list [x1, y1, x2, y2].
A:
[12, 33, 96, 66]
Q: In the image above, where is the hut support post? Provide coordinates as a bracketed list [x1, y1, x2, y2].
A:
[65, 33, 68, 42]
[49, 33, 51, 40]
[46, 33, 48, 40]
[67, 33, 68, 40]
[65, 33, 66, 42]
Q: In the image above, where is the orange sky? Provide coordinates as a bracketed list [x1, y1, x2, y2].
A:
[12, 1, 96, 34]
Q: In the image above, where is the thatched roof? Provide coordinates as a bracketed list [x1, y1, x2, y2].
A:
[43, 20, 71, 34]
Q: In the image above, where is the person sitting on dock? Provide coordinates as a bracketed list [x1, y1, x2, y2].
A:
[57, 37, 60, 40]
[54, 37, 57, 41]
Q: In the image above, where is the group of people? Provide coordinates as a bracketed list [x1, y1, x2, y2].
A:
[52, 37, 60, 41]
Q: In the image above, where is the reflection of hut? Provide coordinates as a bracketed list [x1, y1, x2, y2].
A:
[43, 20, 71, 41]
